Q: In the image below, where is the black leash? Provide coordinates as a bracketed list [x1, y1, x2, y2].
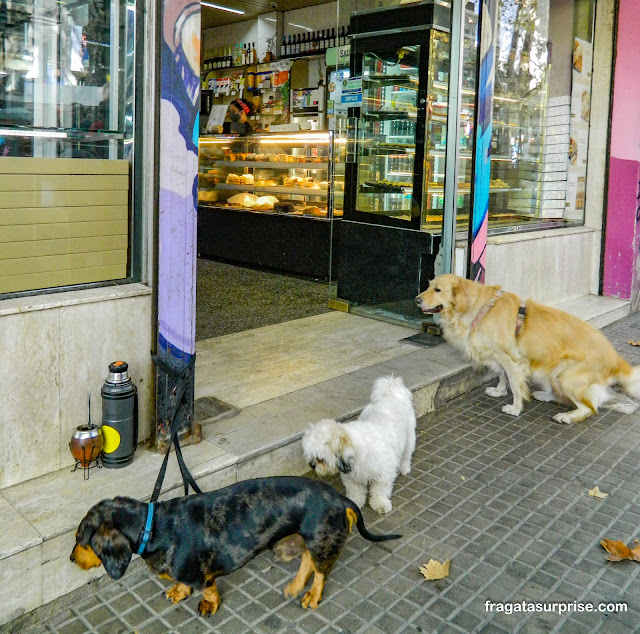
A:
[150, 353, 202, 503]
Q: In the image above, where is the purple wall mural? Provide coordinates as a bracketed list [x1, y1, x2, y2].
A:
[602, 0, 640, 305]
[156, 0, 201, 449]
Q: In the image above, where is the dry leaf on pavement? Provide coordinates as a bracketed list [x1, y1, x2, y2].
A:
[600, 538, 640, 562]
[588, 486, 609, 499]
[420, 559, 450, 580]
[628, 341, 640, 347]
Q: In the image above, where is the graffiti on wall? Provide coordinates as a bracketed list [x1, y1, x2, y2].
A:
[469, 0, 498, 283]
[156, 0, 200, 445]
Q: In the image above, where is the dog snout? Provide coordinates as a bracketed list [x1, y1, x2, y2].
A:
[70, 549, 76, 563]
[309, 460, 317, 469]
[415, 295, 421, 305]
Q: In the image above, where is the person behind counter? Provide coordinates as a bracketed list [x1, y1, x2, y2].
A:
[224, 98, 253, 136]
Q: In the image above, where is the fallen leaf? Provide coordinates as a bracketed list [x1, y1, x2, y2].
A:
[600, 538, 640, 562]
[628, 341, 640, 347]
[461, 476, 466, 481]
[420, 559, 450, 580]
[588, 486, 609, 499]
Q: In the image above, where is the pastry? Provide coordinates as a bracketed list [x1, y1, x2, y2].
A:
[286, 155, 296, 162]
[302, 206, 326, 217]
[277, 154, 288, 162]
[257, 179, 277, 187]
[239, 174, 254, 184]
[246, 153, 257, 161]
[252, 203, 273, 211]
[226, 173, 241, 184]
[225, 153, 236, 161]
[253, 196, 279, 209]
[267, 154, 277, 162]
[198, 190, 217, 202]
[256, 154, 268, 161]
[312, 157, 323, 163]
[237, 153, 247, 160]
[274, 201, 296, 214]
[319, 181, 329, 190]
[227, 192, 259, 207]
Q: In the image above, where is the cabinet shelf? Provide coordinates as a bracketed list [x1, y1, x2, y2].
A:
[363, 181, 412, 192]
[215, 183, 328, 197]
[362, 110, 417, 120]
[206, 160, 328, 170]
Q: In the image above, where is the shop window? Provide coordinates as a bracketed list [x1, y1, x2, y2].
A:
[0, 0, 136, 295]
[488, 0, 594, 232]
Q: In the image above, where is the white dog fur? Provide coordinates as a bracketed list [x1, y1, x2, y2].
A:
[302, 375, 416, 514]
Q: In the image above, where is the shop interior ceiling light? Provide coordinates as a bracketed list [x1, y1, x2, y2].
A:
[201, 1, 244, 14]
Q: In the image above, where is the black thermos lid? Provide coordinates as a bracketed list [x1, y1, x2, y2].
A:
[109, 361, 129, 374]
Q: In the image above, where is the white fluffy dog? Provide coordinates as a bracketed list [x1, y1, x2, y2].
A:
[302, 375, 416, 514]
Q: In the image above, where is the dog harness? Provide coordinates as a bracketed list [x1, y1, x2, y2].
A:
[137, 502, 154, 555]
[471, 290, 502, 330]
[470, 290, 527, 336]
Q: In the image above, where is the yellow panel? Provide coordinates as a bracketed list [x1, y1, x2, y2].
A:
[0, 190, 129, 209]
[0, 206, 128, 226]
[0, 264, 127, 294]
[1, 250, 126, 276]
[0, 157, 129, 175]
[0, 174, 129, 192]
[0, 235, 129, 260]
[0, 220, 127, 242]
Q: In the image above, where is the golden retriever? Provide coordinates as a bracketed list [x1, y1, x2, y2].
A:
[415, 274, 640, 424]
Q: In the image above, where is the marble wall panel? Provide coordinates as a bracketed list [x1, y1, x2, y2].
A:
[0, 310, 61, 488]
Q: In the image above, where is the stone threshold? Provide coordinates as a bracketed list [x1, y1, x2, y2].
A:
[0, 294, 630, 626]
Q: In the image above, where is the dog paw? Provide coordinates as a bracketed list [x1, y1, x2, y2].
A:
[197, 598, 219, 617]
[399, 464, 411, 476]
[301, 590, 320, 610]
[284, 581, 303, 599]
[370, 498, 392, 514]
[532, 390, 555, 402]
[501, 404, 522, 417]
[164, 583, 192, 604]
[552, 412, 574, 425]
[485, 386, 507, 398]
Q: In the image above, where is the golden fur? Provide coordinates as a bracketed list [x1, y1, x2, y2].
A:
[416, 274, 640, 424]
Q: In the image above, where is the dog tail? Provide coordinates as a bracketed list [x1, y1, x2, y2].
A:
[346, 505, 402, 542]
[617, 362, 640, 400]
[370, 374, 412, 405]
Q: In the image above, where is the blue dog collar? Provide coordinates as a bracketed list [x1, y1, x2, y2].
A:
[137, 503, 154, 555]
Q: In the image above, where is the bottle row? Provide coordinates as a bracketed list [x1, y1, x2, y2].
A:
[281, 26, 349, 58]
[203, 43, 258, 71]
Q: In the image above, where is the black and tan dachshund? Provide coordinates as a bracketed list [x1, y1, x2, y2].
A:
[71, 476, 400, 616]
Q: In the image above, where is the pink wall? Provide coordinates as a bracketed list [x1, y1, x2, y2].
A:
[602, 0, 640, 301]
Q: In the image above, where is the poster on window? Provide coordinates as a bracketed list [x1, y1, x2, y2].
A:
[566, 37, 592, 217]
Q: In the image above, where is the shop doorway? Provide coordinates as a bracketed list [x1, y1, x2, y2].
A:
[195, 259, 330, 341]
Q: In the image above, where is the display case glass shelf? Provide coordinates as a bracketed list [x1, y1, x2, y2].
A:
[198, 132, 336, 219]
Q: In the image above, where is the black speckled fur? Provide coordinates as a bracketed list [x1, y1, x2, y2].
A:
[73, 476, 400, 590]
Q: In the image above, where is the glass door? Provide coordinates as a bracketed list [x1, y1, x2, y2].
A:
[356, 47, 421, 223]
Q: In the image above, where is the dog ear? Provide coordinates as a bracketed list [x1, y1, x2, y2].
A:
[337, 434, 355, 474]
[91, 525, 132, 579]
[451, 279, 469, 313]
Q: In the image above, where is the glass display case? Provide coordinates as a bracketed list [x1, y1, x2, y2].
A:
[198, 132, 336, 219]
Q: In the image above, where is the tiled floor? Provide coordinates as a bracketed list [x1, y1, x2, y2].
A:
[9, 314, 640, 634]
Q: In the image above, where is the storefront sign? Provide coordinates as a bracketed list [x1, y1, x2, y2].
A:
[340, 76, 362, 105]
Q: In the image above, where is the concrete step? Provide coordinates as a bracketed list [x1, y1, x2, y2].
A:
[0, 294, 630, 626]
